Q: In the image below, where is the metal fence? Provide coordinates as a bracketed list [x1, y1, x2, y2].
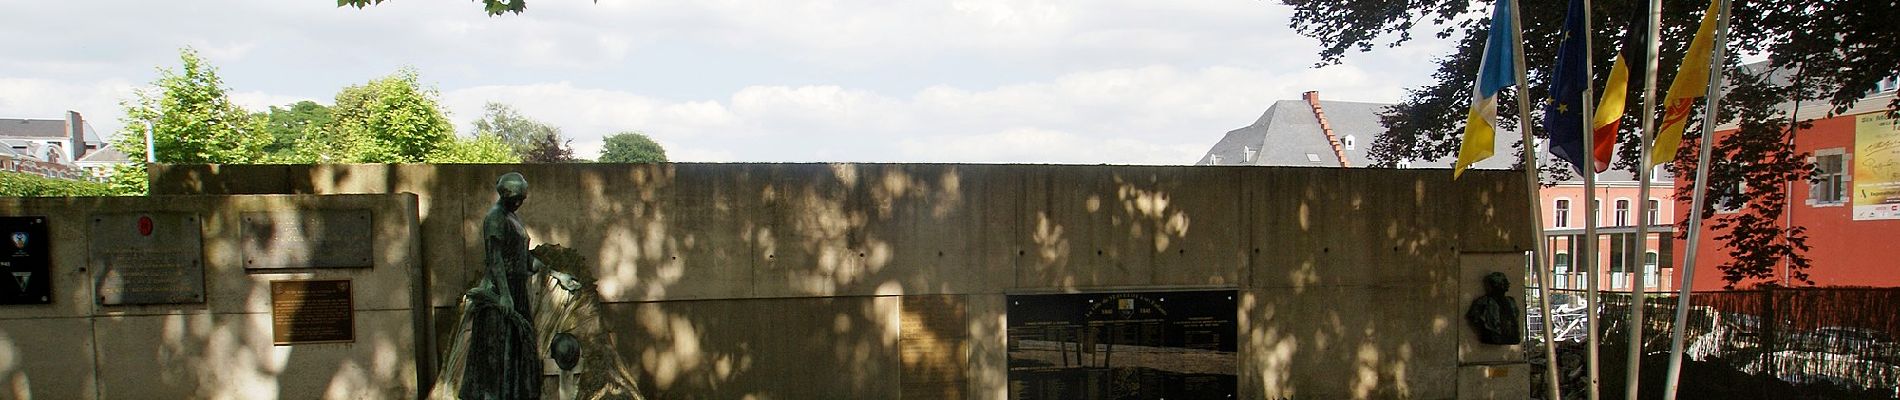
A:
[1530, 287, 1900, 393]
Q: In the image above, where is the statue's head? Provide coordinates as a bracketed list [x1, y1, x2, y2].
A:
[1484, 272, 1510, 296]
[496, 172, 529, 211]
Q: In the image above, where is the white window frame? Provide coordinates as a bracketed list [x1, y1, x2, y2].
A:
[1647, 198, 1662, 226]
[1614, 198, 1631, 227]
[1554, 198, 1572, 228]
[1808, 148, 1850, 207]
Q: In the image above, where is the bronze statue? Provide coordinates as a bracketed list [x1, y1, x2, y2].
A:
[460, 172, 543, 400]
[1465, 272, 1522, 345]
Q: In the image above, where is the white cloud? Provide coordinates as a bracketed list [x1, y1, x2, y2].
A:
[440, 63, 1407, 164]
[2, 0, 1461, 164]
[0, 78, 138, 137]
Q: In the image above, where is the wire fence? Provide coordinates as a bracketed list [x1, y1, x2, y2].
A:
[1530, 287, 1900, 393]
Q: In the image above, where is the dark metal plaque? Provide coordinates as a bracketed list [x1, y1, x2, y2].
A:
[1007, 289, 1237, 400]
[89, 213, 204, 305]
[0, 216, 51, 305]
[241, 210, 373, 270]
[271, 279, 355, 345]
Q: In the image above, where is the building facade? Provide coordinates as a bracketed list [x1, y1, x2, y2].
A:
[0, 110, 127, 180]
[1675, 76, 1900, 289]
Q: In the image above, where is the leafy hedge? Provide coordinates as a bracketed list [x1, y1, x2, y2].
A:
[0, 171, 120, 196]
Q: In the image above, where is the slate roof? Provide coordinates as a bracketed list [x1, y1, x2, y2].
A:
[1197, 98, 1518, 170]
[78, 146, 129, 163]
[0, 118, 71, 139]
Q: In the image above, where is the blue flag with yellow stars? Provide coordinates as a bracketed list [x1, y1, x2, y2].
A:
[1544, 0, 1591, 175]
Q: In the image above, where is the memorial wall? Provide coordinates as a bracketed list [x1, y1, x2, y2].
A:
[136, 163, 1533, 399]
[0, 194, 425, 399]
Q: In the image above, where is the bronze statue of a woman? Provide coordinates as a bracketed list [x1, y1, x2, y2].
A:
[461, 172, 542, 400]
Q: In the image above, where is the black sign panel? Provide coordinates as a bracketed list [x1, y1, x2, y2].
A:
[0, 216, 51, 305]
[1007, 289, 1237, 400]
[271, 280, 355, 345]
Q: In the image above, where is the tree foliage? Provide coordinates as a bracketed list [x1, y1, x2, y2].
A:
[113, 47, 270, 165]
[321, 68, 457, 163]
[0, 171, 118, 197]
[471, 102, 558, 158]
[338, 0, 527, 16]
[1285, 0, 1898, 287]
[598, 131, 668, 163]
[429, 134, 525, 164]
[257, 100, 334, 158]
[522, 132, 578, 163]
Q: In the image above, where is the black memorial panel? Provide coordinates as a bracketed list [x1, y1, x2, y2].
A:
[1007, 289, 1237, 400]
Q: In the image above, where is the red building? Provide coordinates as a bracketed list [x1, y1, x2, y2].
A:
[1675, 74, 1900, 289]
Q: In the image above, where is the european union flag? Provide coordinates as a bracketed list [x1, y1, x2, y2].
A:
[1544, 0, 1592, 175]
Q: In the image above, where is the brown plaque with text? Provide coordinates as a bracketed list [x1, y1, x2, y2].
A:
[271, 280, 354, 345]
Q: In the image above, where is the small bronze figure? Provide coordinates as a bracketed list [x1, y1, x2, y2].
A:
[1465, 272, 1522, 345]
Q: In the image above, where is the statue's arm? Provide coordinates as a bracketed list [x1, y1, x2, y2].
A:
[484, 227, 514, 311]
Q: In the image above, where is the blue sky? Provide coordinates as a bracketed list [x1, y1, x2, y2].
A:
[0, 0, 1453, 163]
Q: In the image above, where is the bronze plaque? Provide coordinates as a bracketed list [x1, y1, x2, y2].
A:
[89, 213, 205, 305]
[1006, 289, 1237, 400]
[242, 210, 373, 270]
[271, 280, 355, 345]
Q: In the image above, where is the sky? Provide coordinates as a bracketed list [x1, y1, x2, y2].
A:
[0, 0, 1455, 164]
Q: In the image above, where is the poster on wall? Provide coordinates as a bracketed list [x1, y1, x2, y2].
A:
[1855, 112, 1900, 220]
[1005, 289, 1236, 400]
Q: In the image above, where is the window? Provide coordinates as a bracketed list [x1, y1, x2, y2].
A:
[1644, 252, 1660, 288]
[1243, 146, 1258, 163]
[1342, 135, 1357, 151]
[1614, 199, 1631, 226]
[1306, 153, 1322, 163]
[1395, 160, 1411, 169]
[1207, 154, 1222, 165]
[1877, 75, 1898, 93]
[1647, 199, 1661, 225]
[1554, 199, 1571, 228]
[1810, 151, 1848, 205]
[1593, 199, 1603, 226]
[1554, 253, 1572, 289]
[1717, 181, 1746, 213]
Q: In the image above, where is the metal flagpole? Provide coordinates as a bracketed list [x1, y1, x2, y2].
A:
[1504, 0, 1563, 396]
[1624, 0, 1665, 397]
[1579, 0, 1602, 398]
[1662, 0, 1732, 397]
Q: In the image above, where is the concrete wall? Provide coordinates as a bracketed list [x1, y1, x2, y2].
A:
[152, 163, 1536, 399]
[0, 194, 424, 400]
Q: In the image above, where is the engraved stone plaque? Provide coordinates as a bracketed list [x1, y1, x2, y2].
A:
[1006, 289, 1237, 400]
[271, 279, 355, 345]
[89, 213, 204, 305]
[242, 210, 373, 270]
[0, 216, 51, 305]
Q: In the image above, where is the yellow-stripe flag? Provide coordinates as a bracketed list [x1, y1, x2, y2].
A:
[1648, 0, 1721, 167]
[1454, 0, 1519, 178]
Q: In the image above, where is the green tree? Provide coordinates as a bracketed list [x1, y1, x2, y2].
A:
[256, 100, 333, 158]
[428, 134, 524, 163]
[113, 48, 270, 165]
[0, 171, 117, 196]
[319, 68, 457, 163]
[339, 0, 527, 16]
[1285, 0, 1898, 287]
[471, 102, 558, 158]
[522, 132, 578, 163]
[598, 131, 668, 163]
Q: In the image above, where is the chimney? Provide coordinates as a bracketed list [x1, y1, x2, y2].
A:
[65, 111, 84, 161]
[1302, 91, 1351, 167]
